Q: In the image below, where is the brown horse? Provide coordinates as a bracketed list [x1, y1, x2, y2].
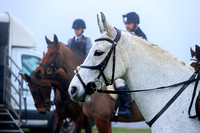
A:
[26, 35, 144, 133]
[21, 35, 91, 133]
[22, 69, 91, 133]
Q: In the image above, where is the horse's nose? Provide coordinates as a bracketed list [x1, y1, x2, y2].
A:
[71, 86, 78, 97]
[68, 85, 86, 102]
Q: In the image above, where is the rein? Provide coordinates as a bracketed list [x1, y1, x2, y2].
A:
[96, 65, 200, 127]
[93, 67, 199, 127]
[97, 77, 198, 94]
[146, 69, 199, 127]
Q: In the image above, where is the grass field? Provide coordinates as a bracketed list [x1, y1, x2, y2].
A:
[81, 126, 152, 133]
[23, 127, 152, 133]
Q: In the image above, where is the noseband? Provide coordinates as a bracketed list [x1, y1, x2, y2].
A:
[38, 44, 60, 78]
[75, 27, 121, 95]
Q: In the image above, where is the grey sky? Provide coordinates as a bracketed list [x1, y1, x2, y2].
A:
[1, 0, 200, 63]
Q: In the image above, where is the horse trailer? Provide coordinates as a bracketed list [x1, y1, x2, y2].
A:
[0, 12, 55, 132]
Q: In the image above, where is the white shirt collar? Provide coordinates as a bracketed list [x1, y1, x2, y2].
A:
[75, 34, 83, 41]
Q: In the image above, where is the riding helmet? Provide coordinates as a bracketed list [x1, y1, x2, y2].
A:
[72, 19, 86, 30]
[123, 12, 140, 24]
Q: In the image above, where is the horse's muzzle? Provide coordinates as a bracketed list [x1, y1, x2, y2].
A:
[69, 85, 85, 102]
[71, 86, 79, 97]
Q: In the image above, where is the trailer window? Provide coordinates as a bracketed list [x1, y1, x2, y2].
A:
[21, 55, 41, 75]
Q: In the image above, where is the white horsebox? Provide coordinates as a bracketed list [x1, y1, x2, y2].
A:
[0, 12, 55, 132]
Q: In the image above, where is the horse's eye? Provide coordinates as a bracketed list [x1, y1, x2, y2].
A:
[94, 50, 104, 56]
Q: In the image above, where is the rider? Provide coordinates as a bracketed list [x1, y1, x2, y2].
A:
[123, 12, 147, 40]
[67, 19, 92, 56]
[114, 12, 147, 118]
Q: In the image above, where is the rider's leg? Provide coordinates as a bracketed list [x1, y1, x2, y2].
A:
[115, 79, 132, 118]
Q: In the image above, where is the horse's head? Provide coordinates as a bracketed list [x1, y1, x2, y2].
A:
[190, 45, 200, 70]
[21, 73, 52, 114]
[68, 13, 129, 102]
[35, 34, 63, 80]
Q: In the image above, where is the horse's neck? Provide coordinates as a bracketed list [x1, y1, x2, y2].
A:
[60, 44, 84, 80]
[124, 37, 194, 122]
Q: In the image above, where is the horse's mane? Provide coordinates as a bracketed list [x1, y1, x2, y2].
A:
[59, 42, 86, 59]
[127, 32, 188, 68]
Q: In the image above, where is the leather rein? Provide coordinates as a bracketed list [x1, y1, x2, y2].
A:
[74, 27, 200, 127]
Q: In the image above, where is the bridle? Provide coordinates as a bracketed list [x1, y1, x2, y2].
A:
[38, 44, 60, 78]
[34, 43, 73, 108]
[29, 72, 52, 108]
[75, 27, 121, 95]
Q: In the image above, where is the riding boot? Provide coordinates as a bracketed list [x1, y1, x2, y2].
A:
[117, 85, 132, 118]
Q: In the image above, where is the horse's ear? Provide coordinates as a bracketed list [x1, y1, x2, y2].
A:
[45, 36, 52, 45]
[97, 14, 104, 34]
[195, 45, 200, 60]
[100, 12, 117, 38]
[54, 34, 58, 45]
[195, 45, 200, 54]
[190, 47, 196, 57]
[21, 74, 31, 82]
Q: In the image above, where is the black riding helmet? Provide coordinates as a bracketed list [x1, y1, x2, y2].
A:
[72, 19, 86, 30]
[123, 12, 140, 24]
